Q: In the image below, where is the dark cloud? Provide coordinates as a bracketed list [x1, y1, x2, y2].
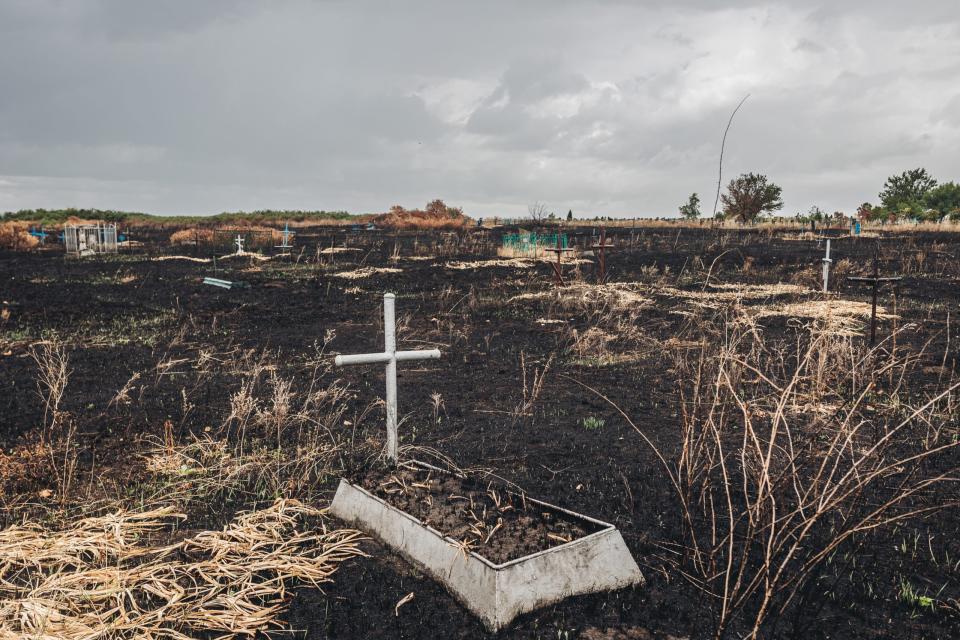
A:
[1, 0, 959, 217]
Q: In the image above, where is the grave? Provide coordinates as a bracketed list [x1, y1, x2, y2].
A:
[329, 292, 644, 631]
[847, 251, 902, 345]
[543, 234, 575, 286]
[588, 227, 617, 284]
[64, 223, 118, 257]
[275, 222, 294, 255]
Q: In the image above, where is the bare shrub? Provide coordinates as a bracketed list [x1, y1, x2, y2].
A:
[29, 339, 78, 503]
[512, 352, 554, 425]
[169, 227, 215, 245]
[577, 319, 959, 639]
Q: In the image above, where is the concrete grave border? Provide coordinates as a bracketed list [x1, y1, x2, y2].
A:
[329, 461, 644, 631]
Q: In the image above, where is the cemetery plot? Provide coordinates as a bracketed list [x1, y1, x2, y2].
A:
[0, 225, 958, 640]
[357, 465, 603, 563]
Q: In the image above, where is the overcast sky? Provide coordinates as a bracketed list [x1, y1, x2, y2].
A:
[1, 1, 959, 218]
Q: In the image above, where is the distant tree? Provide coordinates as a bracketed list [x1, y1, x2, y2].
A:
[528, 201, 549, 224]
[856, 202, 874, 222]
[567, 209, 573, 221]
[924, 182, 960, 222]
[879, 168, 937, 220]
[679, 193, 701, 220]
[721, 173, 783, 224]
[425, 199, 462, 218]
[807, 205, 826, 222]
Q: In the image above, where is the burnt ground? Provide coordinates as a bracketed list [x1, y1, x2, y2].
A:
[1, 225, 959, 639]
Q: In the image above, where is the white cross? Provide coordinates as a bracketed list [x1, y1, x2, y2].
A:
[235, 234, 245, 254]
[334, 293, 441, 464]
[822, 238, 832, 292]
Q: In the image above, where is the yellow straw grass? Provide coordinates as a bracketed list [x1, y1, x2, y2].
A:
[0, 500, 364, 639]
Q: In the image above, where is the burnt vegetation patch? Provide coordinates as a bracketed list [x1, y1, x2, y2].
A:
[0, 224, 958, 639]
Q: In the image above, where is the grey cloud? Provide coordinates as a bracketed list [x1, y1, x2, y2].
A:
[1, 0, 959, 217]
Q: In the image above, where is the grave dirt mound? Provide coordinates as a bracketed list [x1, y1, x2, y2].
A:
[357, 465, 603, 564]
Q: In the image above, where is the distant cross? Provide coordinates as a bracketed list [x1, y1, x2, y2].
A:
[821, 238, 832, 292]
[234, 234, 245, 254]
[544, 233, 574, 286]
[589, 227, 617, 284]
[334, 293, 441, 464]
[847, 250, 902, 345]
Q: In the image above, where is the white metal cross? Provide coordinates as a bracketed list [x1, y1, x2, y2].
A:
[822, 238, 832, 292]
[235, 234, 245, 254]
[334, 293, 441, 464]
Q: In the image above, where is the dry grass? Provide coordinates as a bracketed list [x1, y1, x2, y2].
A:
[0, 500, 364, 639]
[512, 282, 653, 309]
[169, 228, 215, 245]
[150, 255, 212, 263]
[371, 207, 472, 231]
[752, 299, 896, 335]
[659, 283, 810, 307]
[331, 267, 402, 279]
[319, 247, 361, 255]
[447, 258, 538, 270]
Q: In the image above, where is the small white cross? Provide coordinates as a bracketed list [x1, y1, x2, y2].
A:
[334, 293, 441, 464]
[822, 238, 832, 292]
[235, 234, 245, 254]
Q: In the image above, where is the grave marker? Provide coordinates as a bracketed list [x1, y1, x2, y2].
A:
[334, 293, 441, 463]
[543, 234, 574, 286]
[822, 238, 832, 292]
[847, 251, 902, 345]
[589, 227, 617, 284]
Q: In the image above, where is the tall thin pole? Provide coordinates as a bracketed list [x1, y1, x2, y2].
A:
[383, 293, 398, 463]
[822, 239, 832, 293]
[870, 253, 879, 346]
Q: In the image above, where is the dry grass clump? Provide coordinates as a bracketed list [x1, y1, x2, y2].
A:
[0, 500, 364, 639]
[331, 266, 402, 279]
[447, 258, 538, 270]
[151, 255, 212, 263]
[319, 246, 361, 255]
[512, 282, 652, 310]
[371, 200, 472, 230]
[0, 222, 40, 251]
[660, 283, 809, 309]
[752, 299, 895, 335]
[169, 228, 215, 245]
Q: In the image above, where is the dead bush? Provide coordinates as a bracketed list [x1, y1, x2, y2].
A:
[169, 228, 215, 245]
[0, 222, 40, 251]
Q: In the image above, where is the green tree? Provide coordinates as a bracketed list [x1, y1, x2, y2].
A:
[879, 168, 937, 219]
[924, 182, 960, 222]
[567, 209, 573, 221]
[679, 193, 701, 220]
[720, 173, 783, 224]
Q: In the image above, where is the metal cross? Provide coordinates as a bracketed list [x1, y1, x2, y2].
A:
[847, 249, 902, 345]
[544, 233, 574, 286]
[589, 227, 617, 284]
[821, 238, 832, 292]
[234, 234, 245, 254]
[334, 293, 441, 464]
